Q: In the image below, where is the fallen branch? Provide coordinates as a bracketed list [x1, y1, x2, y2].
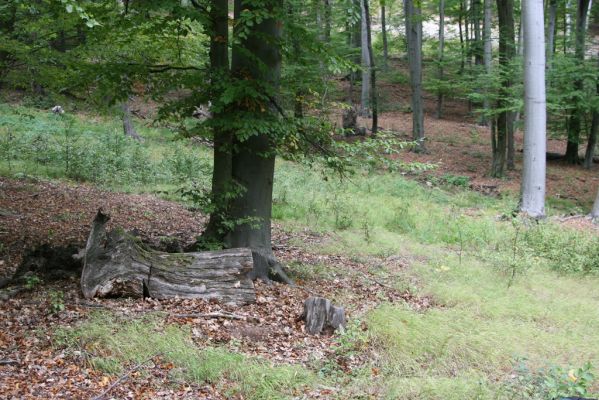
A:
[90, 353, 161, 400]
[172, 312, 259, 323]
[0, 359, 19, 366]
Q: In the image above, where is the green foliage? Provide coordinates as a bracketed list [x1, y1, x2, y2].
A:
[47, 290, 65, 314]
[23, 273, 42, 289]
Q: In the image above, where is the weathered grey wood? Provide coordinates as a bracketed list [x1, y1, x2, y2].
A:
[302, 296, 346, 335]
[81, 210, 255, 305]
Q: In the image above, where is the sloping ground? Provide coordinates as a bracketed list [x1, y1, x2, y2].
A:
[0, 176, 425, 399]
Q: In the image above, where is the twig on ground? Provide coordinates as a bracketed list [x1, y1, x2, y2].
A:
[172, 312, 259, 323]
[0, 359, 19, 366]
[90, 353, 161, 400]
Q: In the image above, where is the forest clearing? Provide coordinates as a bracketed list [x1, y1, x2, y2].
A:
[1, 0, 599, 399]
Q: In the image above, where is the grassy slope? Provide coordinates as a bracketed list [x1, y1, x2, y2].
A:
[2, 104, 599, 399]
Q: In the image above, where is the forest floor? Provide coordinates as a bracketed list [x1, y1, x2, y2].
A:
[0, 83, 598, 398]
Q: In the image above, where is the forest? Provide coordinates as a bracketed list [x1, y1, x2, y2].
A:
[0, 0, 599, 398]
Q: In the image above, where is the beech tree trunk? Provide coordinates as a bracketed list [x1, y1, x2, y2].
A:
[564, 0, 590, 164]
[121, 101, 142, 141]
[482, 0, 493, 125]
[381, 2, 389, 70]
[492, 0, 515, 177]
[360, 0, 372, 117]
[81, 210, 256, 305]
[591, 187, 599, 220]
[472, 0, 483, 66]
[437, 0, 446, 119]
[405, 0, 425, 152]
[364, 0, 378, 134]
[520, 0, 547, 218]
[199, 0, 232, 244]
[584, 56, 599, 169]
[227, 0, 290, 283]
[547, 0, 557, 64]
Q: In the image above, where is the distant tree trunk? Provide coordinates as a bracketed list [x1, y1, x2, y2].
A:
[591, 187, 599, 220]
[459, 2, 466, 72]
[437, 0, 446, 119]
[547, 0, 557, 65]
[381, 2, 389, 70]
[121, 101, 142, 141]
[364, 0, 378, 134]
[584, 55, 599, 169]
[520, 0, 547, 218]
[564, 0, 590, 164]
[324, 0, 332, 42]
[360, 0, 372, 117]
[472, 0, 483, 65]
[201, 0, 232, 245]
[405, 0, 426, 152]
[482, 0, 493, 125]
[492, 0, 515, 177]
[350, 0, 362, 99]
[227, 0, 291, 283]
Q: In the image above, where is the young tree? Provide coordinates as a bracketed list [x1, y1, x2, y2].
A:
[360, 0, 372, 116]
[491, 0, 515, 177]
[519, 0, 547, 218]
[381, 0, 389, 70]
[564, 0, 591, 164]
[363, 0, 379, 134]
[404, 0, 425, 152]
[436, 0, 446, 119]
[482, 0, 493, 124]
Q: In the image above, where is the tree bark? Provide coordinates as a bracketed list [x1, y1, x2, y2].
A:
[591, 187, 599, 220]
[360, 0, 372, 117]
[81, 210, 256, 305]
[200, 0, 232, 244]
[301, 297, 346, 334]
[482, 0, 493, 125]
[405, 0, 426, 152]
[364, 0, 378, 134]
[584, 51, 599, 169]
[564, 0, 590, 164]
[437, 0, 446, 119]
[547, 0, 557, 65]
[121, 101, 142, 141]
[381, 2, 389, 70]
[520, 0, 547, 218]
[227, 0, 291, 283]
[491, 0, 515, 177]
[472, 0, 483, 66]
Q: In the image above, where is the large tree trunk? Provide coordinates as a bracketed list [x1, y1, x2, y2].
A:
[492, 0, 515, 177]
[564, 0, 591, 164]
[227, 0, 291, 283]
[360, 0, 372, 117]
[381, 2, 389, 70]
[520, 0, 547, 218]
[405, 0, 426, 152]
[437, 0, 446, 119]
[81, 210, 256, 305]
[200, 0, 232, 244]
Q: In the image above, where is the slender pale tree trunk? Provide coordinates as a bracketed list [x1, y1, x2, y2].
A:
[405, 0, 425, 151]
[584, 54, 599, 168]
[363, 0, 378, 134]
[360, 0, 372, 116]
[459, 2, 466, 72]
[121, 101, 142, 141]
[350, 0, 362, 102]
[437, 0, 446, 119]
[564, 0, 590, 164]
[520, 0, 547, 218]
[381, 2, 389, 70]
[591, 187, 599, 220]
[482, 0, 493, 125]
[547, 0, 557, 64]
[492, 0, 515, 177]
[472, 0, 483, 65]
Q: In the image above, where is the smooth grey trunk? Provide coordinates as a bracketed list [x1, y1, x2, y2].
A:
[437, 0, 446, 119]
[405, 0, 425, 151]
[591, 187, 599, 220]
[381, 3, 389, 70]
[584, 53, 599, 168]
[520, 0, 547, 218]
[360, 0, 372, 116]
[121, 101, 142, 141]
[547, 0, 557, 64]
[472, 0, 483, 65]
[482, 0, 493, 125]
[364, 0, 378, 134]
[228, 0, 287, 282]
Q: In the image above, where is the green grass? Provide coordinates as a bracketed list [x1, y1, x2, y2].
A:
[4, 103, 599, 398]
[55, 312, 314, 399]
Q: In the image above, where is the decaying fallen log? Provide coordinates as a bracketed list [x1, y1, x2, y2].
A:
[301, 296, 346, 335]
[81, 210, 256, 305]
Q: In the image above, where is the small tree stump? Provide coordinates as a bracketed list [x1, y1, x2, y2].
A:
[81, 210, 255, 305]
[301, 297, 346, 335]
